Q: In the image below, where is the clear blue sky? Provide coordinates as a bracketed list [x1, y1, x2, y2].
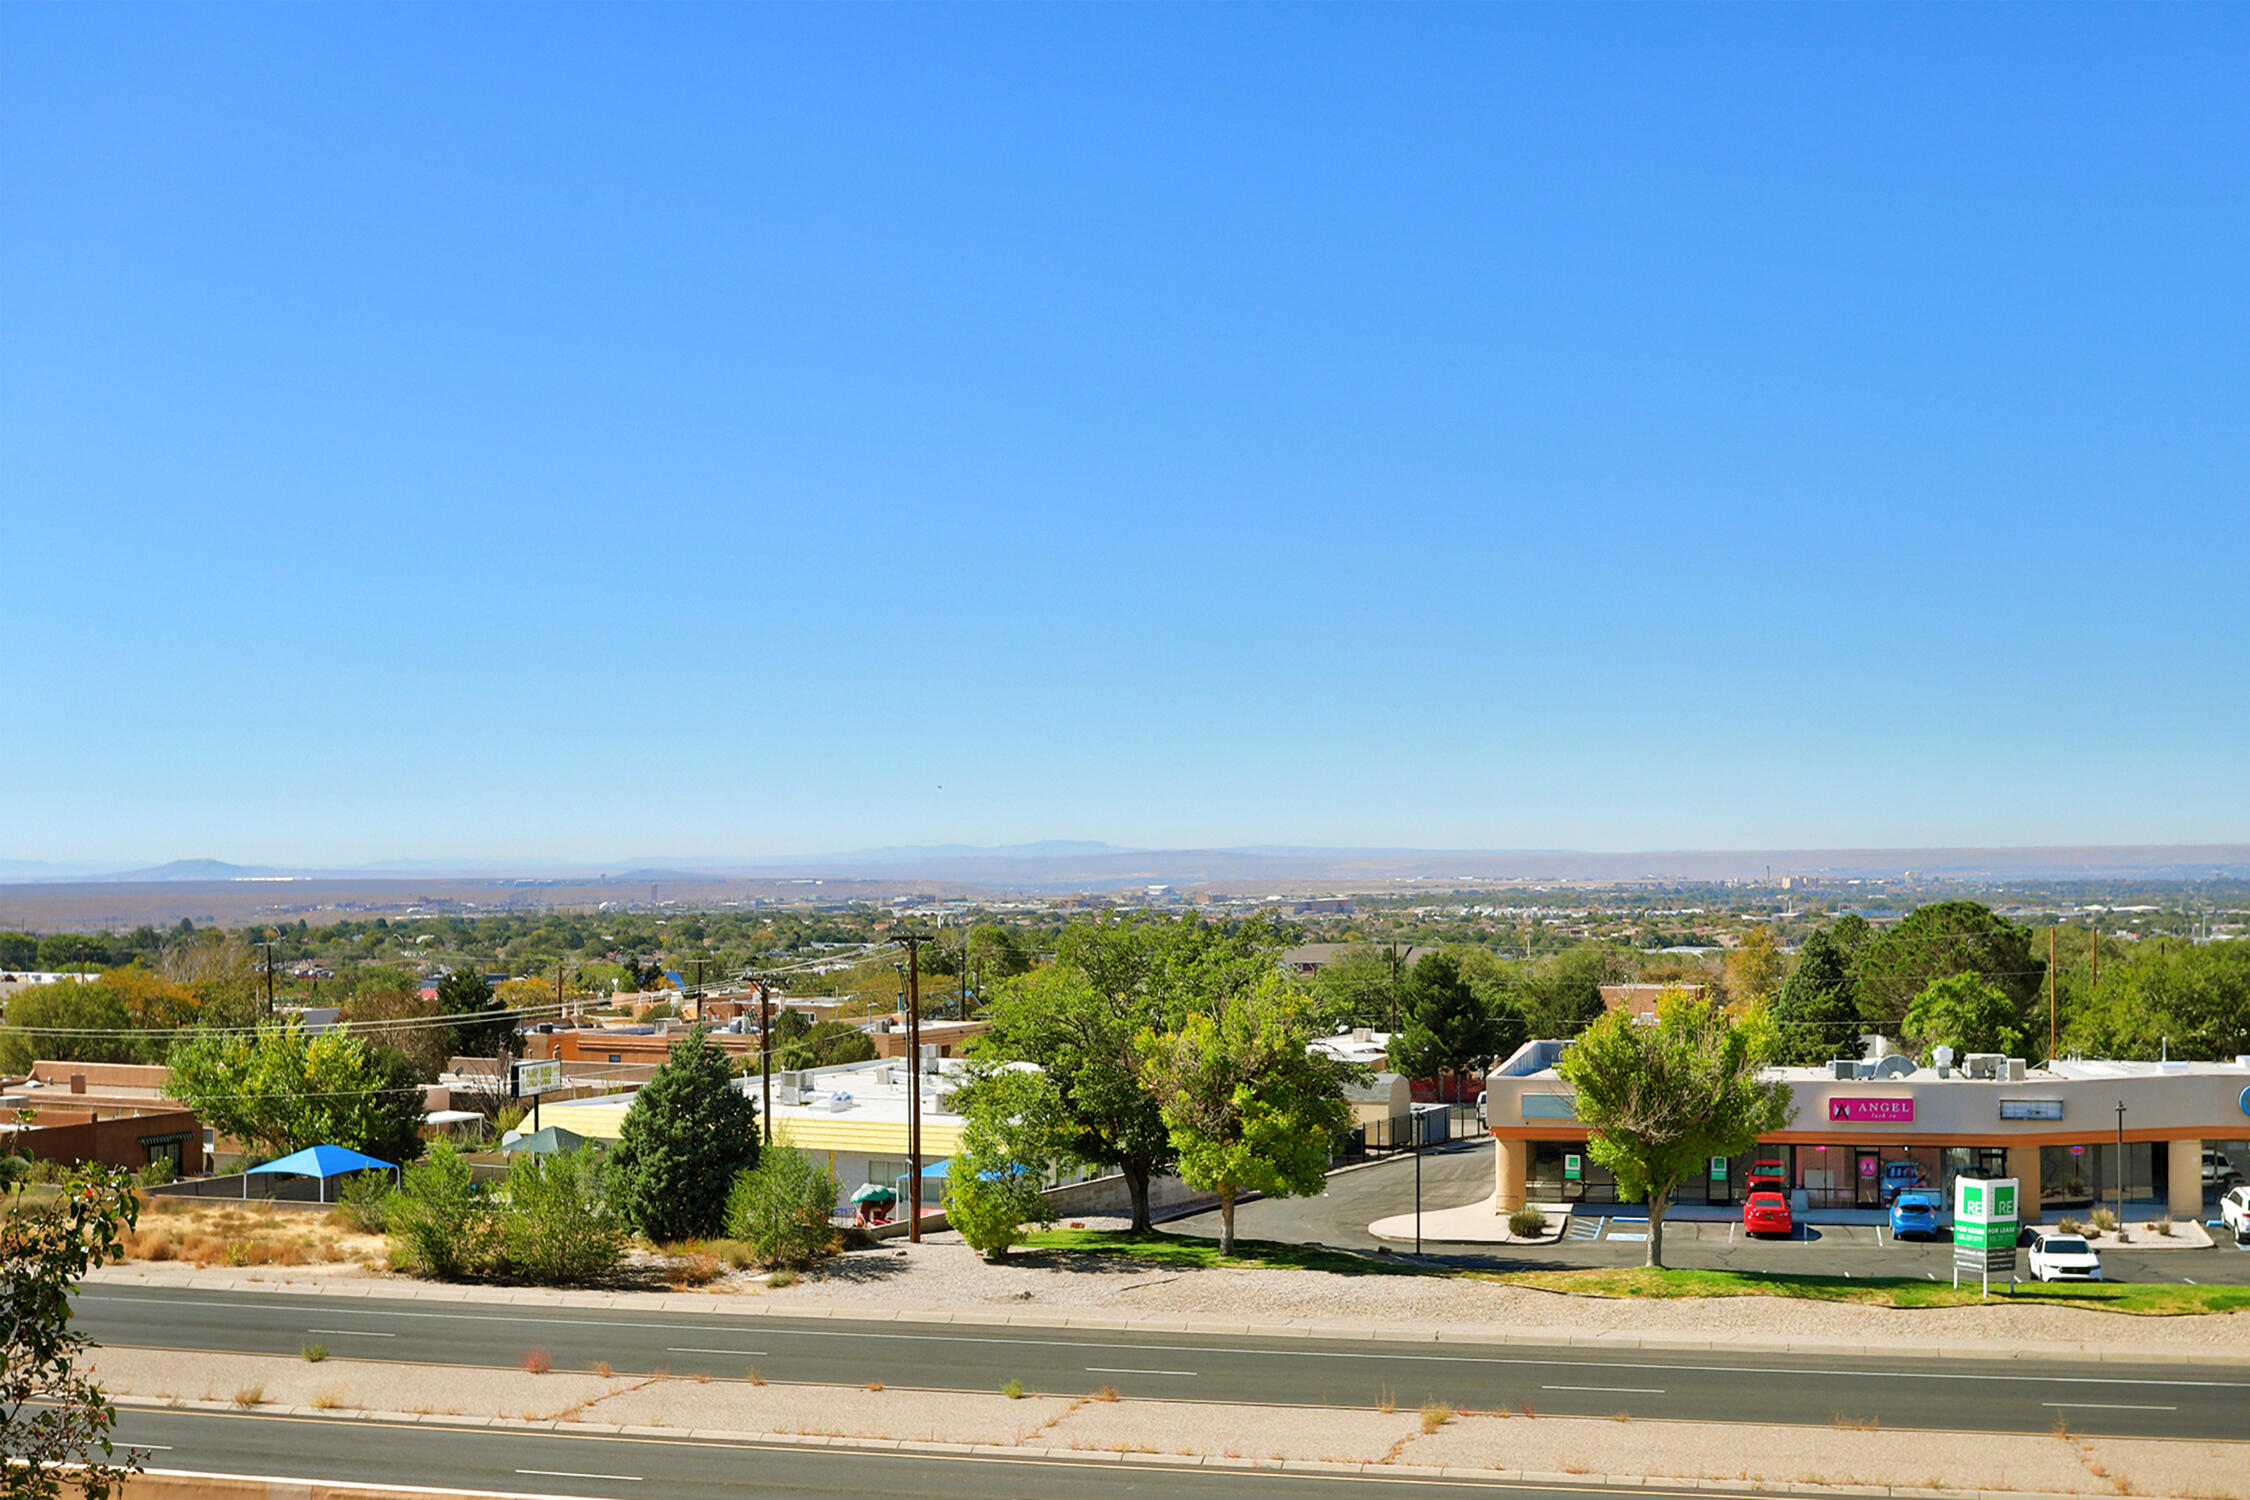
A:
[5, 5, 2247, 866]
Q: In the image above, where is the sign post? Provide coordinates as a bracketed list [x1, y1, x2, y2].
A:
[512, 1058, 564, 1133]
[1951, 1176, 2019, 1297]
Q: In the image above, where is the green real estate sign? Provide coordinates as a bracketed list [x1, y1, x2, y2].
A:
[1953, 1177, 2020, 1258]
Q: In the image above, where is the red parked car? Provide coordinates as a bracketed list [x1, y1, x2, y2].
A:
[1743, 1191, 1794, 1237]
[1745, 1160, 1787, 1196]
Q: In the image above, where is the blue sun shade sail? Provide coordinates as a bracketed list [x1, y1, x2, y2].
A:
[255, 1144, 397, 1179]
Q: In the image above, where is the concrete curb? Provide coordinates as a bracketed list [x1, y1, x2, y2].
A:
[109, 1395, 2151, 1500]
[80, 1267, 2250, 1366]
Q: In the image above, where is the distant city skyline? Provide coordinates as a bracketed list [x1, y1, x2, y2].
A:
[6, 6, 2247, 864]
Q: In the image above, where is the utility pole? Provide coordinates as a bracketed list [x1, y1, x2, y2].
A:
[257, 938, 277, 1016]
[2091, 926, 2099, 992]
[892, 932, 933, 1242]
[1386, 939, 1403, 1034]
[2114, 1100, 2127, 1226]
[2048, 928, 2057, 1060]
[752, 974, 779, 1146]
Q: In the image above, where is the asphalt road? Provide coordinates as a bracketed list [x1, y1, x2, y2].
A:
[76, 1288, 2250, 1442]
[1167, 1143, 2250, 1285]
[100, 1406, 1804, 1500]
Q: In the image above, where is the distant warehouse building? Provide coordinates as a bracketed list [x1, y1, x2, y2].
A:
[1484, 1040, 2250, 1223]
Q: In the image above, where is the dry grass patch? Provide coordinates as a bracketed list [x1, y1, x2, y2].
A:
[231, 1384, 265, 1408]
[120, 1197, 383, 1268]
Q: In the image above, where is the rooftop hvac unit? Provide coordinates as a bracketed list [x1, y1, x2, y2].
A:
[1964, 1053, 2005, 1079]
[1874, 1055, 1918, 1079]
[2006, 1058, 2028, 1081]
[1830, 1060, 1857, 1080]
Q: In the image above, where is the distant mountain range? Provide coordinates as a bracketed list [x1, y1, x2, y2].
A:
[6, 843, 2249, 888]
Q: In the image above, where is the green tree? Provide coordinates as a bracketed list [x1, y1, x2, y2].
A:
[165, 1021, 426, 1165]
[1132, 972, 1359, 1257]
[0, 932, 39, 970]
[976, 916, 1286, 1232]
[724, 1140, 842, 1268]
[1556, 989, 1792, 1268]
[944, 1067, 1065, 1260]
[965, 924, 1033, 980]
[1769, 916, 1872, 1066]
[34, 934, 111, 973]
[1902, 974, 2027, 1061]
[436, 967, 517, 1058]
[0, 1164, 143, 1498]
[1515, 945, 1619, 1039]
[0, 981, 141, 1076]
[1308, 946, 1399, 1030]
[769, 1011, 877, 1070]
[1854, 902, 2042, 1038]
[499, 1148, 625, 1284]
[2063, 939, 2250, 1062]
[608, 1028, 761, 1242]
[1387, 952, 1521, 1092]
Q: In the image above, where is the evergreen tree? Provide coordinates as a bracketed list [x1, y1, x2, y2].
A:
[436, 967, 517, 1059]
[1386, 952, 1521, 1087]
[607, 1028, 760, 1242]
[1769, 916, 1871, 1066]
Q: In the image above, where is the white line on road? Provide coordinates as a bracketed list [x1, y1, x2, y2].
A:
[85, 1294, 2250, 1390]
[1087, 1367, 1197, 1377]
[1542, 1385, 1666, 1394]
[2042, 1402, 2178, 1411]
[307, 1329, 394, 1338]
[666, 1347, 767, 1356]
[517, 1469, 642, 1482]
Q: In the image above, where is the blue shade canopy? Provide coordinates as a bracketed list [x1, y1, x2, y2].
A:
[255, 1144, 397, 1179]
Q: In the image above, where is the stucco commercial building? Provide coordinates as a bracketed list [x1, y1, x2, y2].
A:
[1485, 1040, 2250, 1221]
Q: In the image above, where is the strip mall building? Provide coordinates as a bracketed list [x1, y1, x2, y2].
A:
[1486, 1039, 2250, 1221]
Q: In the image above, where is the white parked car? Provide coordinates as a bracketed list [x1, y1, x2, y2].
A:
[2221, 1185, 2250, 1243]
[2026, 1232, 2104, 1282]
[2206, 1149, 2244, 1191]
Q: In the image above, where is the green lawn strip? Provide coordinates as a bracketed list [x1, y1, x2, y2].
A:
[1018, 1227, 1433, 1276]
[1482, 1265, 2250, 1315]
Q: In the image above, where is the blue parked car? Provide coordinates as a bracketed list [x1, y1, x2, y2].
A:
[1889, 1192, 1942, 1239]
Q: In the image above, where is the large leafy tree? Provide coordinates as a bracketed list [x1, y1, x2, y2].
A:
[1556, 989, 1792, 1268]
[0, 1165, 144, 1499]
[944, 1066, 1066, 1260]
[165, 1021, 426, 1164]
[1902, 974, 2026, 1061]
[0, 982, 140, 1076]
[976, 915, 1288, 1231]
[1308, 945, 1400, 1030]
[1515, 945, 1621, 1040]
[1854, 902, 2042, 1038]
[1132, 972, 1359, 1257]
[1769, 915, 1873, 1066]
[1387, 952, 1522, 1089]
[608, 1028, 760, 1242]
[2063, 939, 2250, 1061]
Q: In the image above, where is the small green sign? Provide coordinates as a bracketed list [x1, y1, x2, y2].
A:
[1564, 1153, 1583, 1181]
[1710, 1156, 1728, 1180]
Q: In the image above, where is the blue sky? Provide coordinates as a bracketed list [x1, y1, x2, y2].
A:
[5, 5, 2247, 866]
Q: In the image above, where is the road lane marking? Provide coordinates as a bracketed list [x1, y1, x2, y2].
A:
[1087, 1366, 1197, 1377]
[666, 1347, 766, 1356]
[1543, 1385, 1666, 1394]
[517, 1469, 643, 1482]
[2042, 1402, 2178, 1411]
[307, 1329, 394, 1338]
[80, 1294, 2250, 1390]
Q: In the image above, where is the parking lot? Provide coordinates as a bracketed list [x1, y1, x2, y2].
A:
[1167, 1140, 2250, 1284]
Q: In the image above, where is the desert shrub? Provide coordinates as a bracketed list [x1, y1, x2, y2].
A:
[945, 1158, 1051, 1262]
[498, 1148, 626, 1285]
[1508, 1207, 1548, 1239]
[2151, 1215, 2174, 1237]
[331, 1170, 392, 1233]
[385, 1143, 495, 1278]
[136, 1156, 176, 1187]
[724, 1142, 841, 1268]
[0, 1155, 31, 1188]
[2089, 1206, 2119, 1233]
